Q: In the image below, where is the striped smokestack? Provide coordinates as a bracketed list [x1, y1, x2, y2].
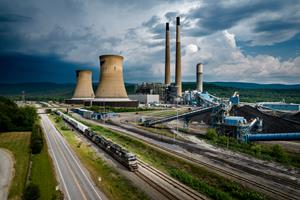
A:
[175, 16, 182, 97]
[165, 22, 171, 85]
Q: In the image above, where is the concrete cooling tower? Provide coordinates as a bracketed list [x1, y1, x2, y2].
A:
[95, 55, 128, 98]
[72, 70, 95, 99]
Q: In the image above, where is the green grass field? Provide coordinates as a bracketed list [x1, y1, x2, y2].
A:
[49, 114, 149, 200]
[30, 131, 58, 200]
[0, 132, 31, 200]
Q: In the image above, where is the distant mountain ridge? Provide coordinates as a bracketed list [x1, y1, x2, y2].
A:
[208, 82, 300, 89]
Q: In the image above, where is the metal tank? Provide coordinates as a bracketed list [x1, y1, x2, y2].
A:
[72, 70, 95, 99]
[95, 55, 128, 98]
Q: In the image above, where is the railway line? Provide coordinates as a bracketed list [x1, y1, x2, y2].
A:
[68, 111, 300, 200]
[136, 161, 207, 200]
[90, 120, 299, 200]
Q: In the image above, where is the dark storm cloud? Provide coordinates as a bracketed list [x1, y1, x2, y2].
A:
[186, 0, 285, 36]
[254, 20, 300, 33]
[0, 13, 32, 23]
[0, 53, 97, 83]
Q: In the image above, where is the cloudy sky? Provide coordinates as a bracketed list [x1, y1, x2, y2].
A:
[0, 0, 300, 84]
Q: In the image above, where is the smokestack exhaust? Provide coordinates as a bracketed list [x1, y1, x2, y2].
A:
[165, 22, 170, 85]
[196, 63, 203, 92]
[175, 16, 182, 97]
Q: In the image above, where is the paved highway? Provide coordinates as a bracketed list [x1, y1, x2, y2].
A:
[40, 113, 107, 200]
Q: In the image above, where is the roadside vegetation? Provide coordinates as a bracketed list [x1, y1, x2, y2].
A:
[87, 123, 266, 200]
[0, 97, 37, 132]
[203, 128, 300, 168]
[29, 121, 61, 200]
[0, 132, 31, 200]
[50, 114, 149, 200]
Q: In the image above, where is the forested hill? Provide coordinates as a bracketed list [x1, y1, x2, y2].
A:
[0, 82, 300, 103]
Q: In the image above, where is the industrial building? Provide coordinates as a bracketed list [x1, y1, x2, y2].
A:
[128, 94, 159, 104]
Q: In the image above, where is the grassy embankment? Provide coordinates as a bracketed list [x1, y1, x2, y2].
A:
[202, 129, 300, 169]
[49, 114, 149, 200]
[29, 129, 59, 200]
[84, 122, 266, 200]
[0, 132, 31, 200]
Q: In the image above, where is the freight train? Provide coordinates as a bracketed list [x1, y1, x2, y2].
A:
[55, 110, 138, 171]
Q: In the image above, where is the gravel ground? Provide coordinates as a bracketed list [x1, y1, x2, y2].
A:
[0, 149, 14, 200]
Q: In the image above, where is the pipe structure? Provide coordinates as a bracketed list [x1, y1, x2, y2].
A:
[95, 55, 128, 98]
[72, 70, 95, 99]
[196, 63, 203, 92]
[165, 22, 171, 85]
[244, 132, 300, 142]
[175, 16, 182, 97]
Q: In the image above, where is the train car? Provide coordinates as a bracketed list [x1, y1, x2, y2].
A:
[56, 112, 138, 171]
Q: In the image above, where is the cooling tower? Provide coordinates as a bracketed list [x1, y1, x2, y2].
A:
[175, 17, 182, 97]
[95, 55, 128, 98]
[165, 22, 171, 85]
[72, 70, 95, 99]
[196, 63, 203, 92]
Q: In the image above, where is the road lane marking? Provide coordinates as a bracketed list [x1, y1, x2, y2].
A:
[41, 116, 72, 200]
[55, 119, 103, 200]
[45, 116, 89, 200]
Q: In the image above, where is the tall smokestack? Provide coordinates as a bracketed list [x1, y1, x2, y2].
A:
[196, 63, 203, 92]
[175, 16, 182, 97]
[165, 22, 170, 85]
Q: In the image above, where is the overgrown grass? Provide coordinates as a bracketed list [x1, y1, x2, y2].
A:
[201, 129, 300, 168]
[89, 124, 267, 200]
[0, 132, 31, 200]
[30, 129, 58, 200]
[49, 114, 149, 200]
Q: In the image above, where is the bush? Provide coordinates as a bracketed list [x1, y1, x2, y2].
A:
[251, 144, 262, 156]
[270, 144, 287, 161]
[0, 97, 37, 132]
[23, 183, 40, 200]
[206, 128, 218, 141]
[52, 190, 64, 200]
[30, 122, 43, 154]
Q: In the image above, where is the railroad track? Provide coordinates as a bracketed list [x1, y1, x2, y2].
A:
[71, 114, 300, 200]
[108, 123, 299, 200]
[136, 161, 207, 200]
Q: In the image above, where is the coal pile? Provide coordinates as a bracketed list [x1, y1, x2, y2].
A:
[236, 105, 300, 133]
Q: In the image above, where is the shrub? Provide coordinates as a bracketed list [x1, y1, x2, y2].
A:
[251, 144, 262, 156]
[271, 144, 287, 161]
[51, 190, 64, 200]
[206, 128, 218, 141]
[30, 122, 43, 154]
[23, 183, 40, 200]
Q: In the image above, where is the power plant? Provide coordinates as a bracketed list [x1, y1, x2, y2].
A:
[66, 54, 138, 107]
